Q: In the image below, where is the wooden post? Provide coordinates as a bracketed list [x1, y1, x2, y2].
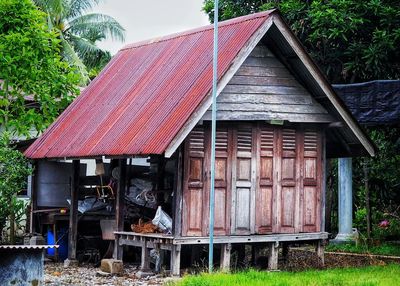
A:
[29, 162, 37, 234]
[364, 160, 371, 240]
[140, 238, 150, 271]
[220, 243, 231, 272]
[267, 242, 279, 270]
[170, 244, 181, 276]
[316, 240, 325, 267]
[114, 159, 127, 260]
[173, 148, 183, 237]
[67, 160, 80, 261]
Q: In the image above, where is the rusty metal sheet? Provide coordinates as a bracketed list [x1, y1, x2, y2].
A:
[25, 11, 274, 159]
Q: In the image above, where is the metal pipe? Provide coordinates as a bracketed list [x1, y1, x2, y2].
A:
[209, 0, 219, 273]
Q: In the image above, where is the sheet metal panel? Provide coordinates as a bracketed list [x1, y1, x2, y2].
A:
[25, 11, 274, 159]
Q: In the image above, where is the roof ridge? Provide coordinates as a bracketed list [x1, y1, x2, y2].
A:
[120, 9, 276, 51]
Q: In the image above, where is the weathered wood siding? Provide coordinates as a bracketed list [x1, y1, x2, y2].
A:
[181, 122, 323, 236]
[203, 45, 333, 123]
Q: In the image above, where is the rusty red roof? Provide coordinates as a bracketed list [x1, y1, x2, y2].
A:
[25, 10, 274, 159]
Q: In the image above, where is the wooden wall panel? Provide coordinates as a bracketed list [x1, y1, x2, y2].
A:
[231, 125, 254, 235]
[181, 123, 323, 237]
[256, 126, 275, 233]
[202, 44, 333, 123]
[182, 127, 208, 236]
[302, 130, 322, 232]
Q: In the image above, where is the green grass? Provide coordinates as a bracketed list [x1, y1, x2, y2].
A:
[173, 264, 400, 286]
[326, 242, 400, 257]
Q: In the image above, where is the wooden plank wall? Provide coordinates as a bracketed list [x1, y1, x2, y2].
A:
[181, 123, 323, 237]
[202, 44, 333, 123]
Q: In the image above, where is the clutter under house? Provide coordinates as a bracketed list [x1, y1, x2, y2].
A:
[24, 10, 375, 276]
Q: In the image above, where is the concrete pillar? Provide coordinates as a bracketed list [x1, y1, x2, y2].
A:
[334, 157, 354, 242]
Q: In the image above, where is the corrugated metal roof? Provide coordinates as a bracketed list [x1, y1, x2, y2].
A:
[0, 245, 58, 250]
[25, 11, 274, 159]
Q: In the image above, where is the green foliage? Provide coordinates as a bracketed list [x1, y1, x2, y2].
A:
[326, 242, 400, 257]
[0, 134, 32, 241]
[203, 0, 400, 83]
[0, 0, 81, 137]
[33, 0, 125, 81]
[174, 265, 400, 286]
[353, 128, 400, 240]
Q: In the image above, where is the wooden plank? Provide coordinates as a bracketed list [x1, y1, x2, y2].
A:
[316, 240, 325, 267]
[173, 232, 328, 245]
[222, 84, 308, 95]
[170, 245, 181, 276]
[164, 17, 274, 158]
[235, 65, 292, 78]
[68, 160, 80, 260]
[227, 75, 300, 87]
[217, 92, 313, 105]
[173, 147, 183, 237]
[267, 242, 279, 270]
[220, 243, 231, 272]
[29, 161, 38, 234]
[250, 45, 274, 57]
[202, 111, 334, 122]
[242, 56, 285, 68]
[113, 159, 127, 260]
[140, 238, 150, 271]
[213, 103, 328, 114]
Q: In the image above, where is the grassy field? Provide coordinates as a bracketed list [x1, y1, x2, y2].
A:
[326, 242, 400, 257]
[173, 264, 400, 286]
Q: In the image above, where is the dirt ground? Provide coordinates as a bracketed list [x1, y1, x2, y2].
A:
[44, 249, 400, 285]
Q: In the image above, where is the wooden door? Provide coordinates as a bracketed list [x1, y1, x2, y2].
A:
[231, 124, 256, 235]
[301, 129, 322, 232]
[182, 126, 208, 236]
[255, 125, 276, 234]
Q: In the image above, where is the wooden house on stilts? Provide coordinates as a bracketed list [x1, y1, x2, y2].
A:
[25, 10, 375, 275]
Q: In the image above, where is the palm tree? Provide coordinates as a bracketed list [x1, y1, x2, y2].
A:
[34, 0, 125, 82]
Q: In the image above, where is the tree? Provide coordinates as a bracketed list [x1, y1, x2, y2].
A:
[33, 0, 125, 81]
[0, 0, 81, 138]
[0, 134, 32, 243]
[203, 0, 400, 84]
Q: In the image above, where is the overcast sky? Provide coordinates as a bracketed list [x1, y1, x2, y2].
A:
[94, 0, 210, 54]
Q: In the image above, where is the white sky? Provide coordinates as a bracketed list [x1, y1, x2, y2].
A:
[94, 0, 210, 55]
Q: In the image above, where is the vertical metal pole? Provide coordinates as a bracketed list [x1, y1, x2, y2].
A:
[209, 0, 219, 273]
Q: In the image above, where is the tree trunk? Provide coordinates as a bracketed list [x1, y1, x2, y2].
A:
[364, 160, 371, 240]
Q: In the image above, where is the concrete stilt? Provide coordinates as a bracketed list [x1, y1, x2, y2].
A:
[334, 158, 355, 242]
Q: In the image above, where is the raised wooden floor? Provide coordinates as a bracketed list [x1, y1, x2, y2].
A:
[114, 231, 328, 276]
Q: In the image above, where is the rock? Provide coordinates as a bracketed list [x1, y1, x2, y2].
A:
[63, 259, 79, 268]
[135, 270, 155, 279]
[96, 270, 112, 277]
[100, 259, 124, 274]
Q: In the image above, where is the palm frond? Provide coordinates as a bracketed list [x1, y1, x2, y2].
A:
[60, 37, 90, 84]
[67, 0, 101, 18]
[67, 13, 125, 42]
[33, 0, 68, 26]
[70, 35, 111, 69]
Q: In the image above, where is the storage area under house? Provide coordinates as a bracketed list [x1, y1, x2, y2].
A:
[24, 10, 375, 276]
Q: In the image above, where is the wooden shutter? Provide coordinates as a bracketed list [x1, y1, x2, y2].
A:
[277, 128, 298, 233]
[255, 126, 275, 234]
[301, 129, 322, 232]
[182, 126, 208, 236]
[210, 127, 231, 235]
[231, 125, 255, 234]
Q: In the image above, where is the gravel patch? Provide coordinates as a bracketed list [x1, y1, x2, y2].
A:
[44, 263, 172, 286]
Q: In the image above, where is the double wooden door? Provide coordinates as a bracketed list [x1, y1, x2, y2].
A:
[181, 122, 323, 237]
